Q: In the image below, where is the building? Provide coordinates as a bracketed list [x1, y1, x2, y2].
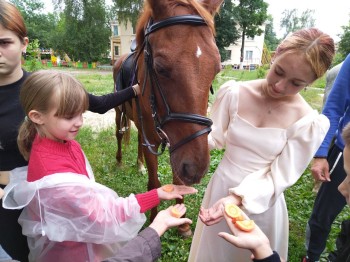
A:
[110, 21, 266, 68]
[223, 24, 266, 69]
[110, 20, 136, 65]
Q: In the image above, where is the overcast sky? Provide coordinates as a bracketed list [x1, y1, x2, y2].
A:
[43, 0, 350, 42]
[264, 0, 350, 42]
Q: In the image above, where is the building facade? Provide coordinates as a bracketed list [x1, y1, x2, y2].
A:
[223, 24, 266, 69]
[110, 21, 266, 68]
[110, 20, 135, 65]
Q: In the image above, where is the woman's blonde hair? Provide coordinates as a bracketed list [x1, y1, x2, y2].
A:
[274, 28, 335, 80]
[18, 70, 89, 160]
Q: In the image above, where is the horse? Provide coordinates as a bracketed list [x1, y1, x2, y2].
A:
[113, 0, 222, 236]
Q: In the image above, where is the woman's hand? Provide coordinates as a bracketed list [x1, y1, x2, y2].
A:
[199, 194, 241, 226]
[149, 204, 192, 236]
[157, 185, 197, 201]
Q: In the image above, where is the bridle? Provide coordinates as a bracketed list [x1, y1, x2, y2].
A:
[134, 15, 213, 156]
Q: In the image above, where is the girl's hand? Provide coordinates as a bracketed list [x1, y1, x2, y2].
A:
[149, 204, 192, 236]
[199, 194, 241, 226]
[157, 184, 197, 201]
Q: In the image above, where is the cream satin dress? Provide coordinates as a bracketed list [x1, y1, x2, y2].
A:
[189, 80, 330, 262]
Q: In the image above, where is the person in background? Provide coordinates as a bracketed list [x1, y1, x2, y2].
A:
[189, 28, 335, 262]
[2, 70, 197, 262]
[312, 61, 343, 193]
[0, 1, 139, 260]
[303, 54, 350, 262]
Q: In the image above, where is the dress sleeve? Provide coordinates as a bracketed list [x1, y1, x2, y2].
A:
[88, 88, 135, 114]
[229, 112, 330, 214]
[208, 80, 238, 150]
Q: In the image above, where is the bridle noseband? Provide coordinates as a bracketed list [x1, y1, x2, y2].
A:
[135, 15, 214, 156]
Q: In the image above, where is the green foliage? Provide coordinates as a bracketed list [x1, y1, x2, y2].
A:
[256, 64, 268, 78]
[24, 39, 43, 71]
[337, 21, 350, 59]
[332, 53, 346, 67]
[214, 0, 240, 61]
[53, 0, 110, 62]
[10, 0, 58, 49]
[111, 0, 143, 26]
[234, 0, 268, 64]
[280, 9, 316, 38]
[264, 15, 280, 51]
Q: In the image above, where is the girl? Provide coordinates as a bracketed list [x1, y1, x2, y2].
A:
[3, 70, 196, 262]
[189, 28, 335, 261]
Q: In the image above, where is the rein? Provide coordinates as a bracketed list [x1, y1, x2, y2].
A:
[135, 15, 213, 156]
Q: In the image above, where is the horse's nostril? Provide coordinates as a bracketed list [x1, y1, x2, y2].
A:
[181, 163, 201, 185]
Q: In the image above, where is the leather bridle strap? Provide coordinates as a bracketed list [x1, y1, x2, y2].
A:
[145, 15, 208, 37]
[137, 14, 213, 155]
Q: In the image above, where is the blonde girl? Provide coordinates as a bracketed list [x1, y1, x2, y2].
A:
[4, 70, 196, 262]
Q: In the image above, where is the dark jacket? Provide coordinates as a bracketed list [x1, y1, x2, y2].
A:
[328, 219, 350, 262]
[103, 227, 161, 262]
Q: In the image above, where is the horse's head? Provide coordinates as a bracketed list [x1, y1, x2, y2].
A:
[135, 0, 222, 185]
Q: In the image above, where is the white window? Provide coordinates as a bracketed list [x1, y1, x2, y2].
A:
[245, 50, 253, 60]
[113, 25, 119, 36]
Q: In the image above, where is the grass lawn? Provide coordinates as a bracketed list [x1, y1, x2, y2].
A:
[53, 67, 349, 262]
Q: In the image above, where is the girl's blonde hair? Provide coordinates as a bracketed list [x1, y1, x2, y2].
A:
[18, 70, 89, 160]
[274, 28, 335, 80]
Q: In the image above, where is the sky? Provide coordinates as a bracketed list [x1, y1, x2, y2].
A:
[264, 0, 350, 42]
[43, 0, 350, 42]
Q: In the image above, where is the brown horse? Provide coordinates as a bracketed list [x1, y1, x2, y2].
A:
[113, 0, 222, 236]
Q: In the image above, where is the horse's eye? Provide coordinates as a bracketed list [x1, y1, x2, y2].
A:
[154, 61, 171, 78]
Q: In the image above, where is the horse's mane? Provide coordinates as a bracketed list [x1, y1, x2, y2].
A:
[135, 0, 217, 49]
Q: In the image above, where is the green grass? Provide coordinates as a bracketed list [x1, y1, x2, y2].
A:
[72, 67, 348, 262]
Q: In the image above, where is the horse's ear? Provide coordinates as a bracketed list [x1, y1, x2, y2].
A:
[199, 0, 224, 15]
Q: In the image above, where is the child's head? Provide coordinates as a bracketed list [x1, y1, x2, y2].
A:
[339, 123, 350, 204]
[17, 70, 89, 160]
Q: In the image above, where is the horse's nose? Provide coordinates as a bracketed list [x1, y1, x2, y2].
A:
[181, 163, 206, 185]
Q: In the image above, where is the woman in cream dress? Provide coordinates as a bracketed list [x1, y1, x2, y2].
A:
[189, 28, 335, 262]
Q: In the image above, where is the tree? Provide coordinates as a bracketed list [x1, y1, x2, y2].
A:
[53, 0, 110, 62]
[10, 0, 57, 48]
[264, 15, 279, 51]
[280, 9, 315, 38]
[111, 0, 143, 27]
[234, 0, 268, 68]
[337, 21, 350, 61]
[215, 0, 240, 61]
